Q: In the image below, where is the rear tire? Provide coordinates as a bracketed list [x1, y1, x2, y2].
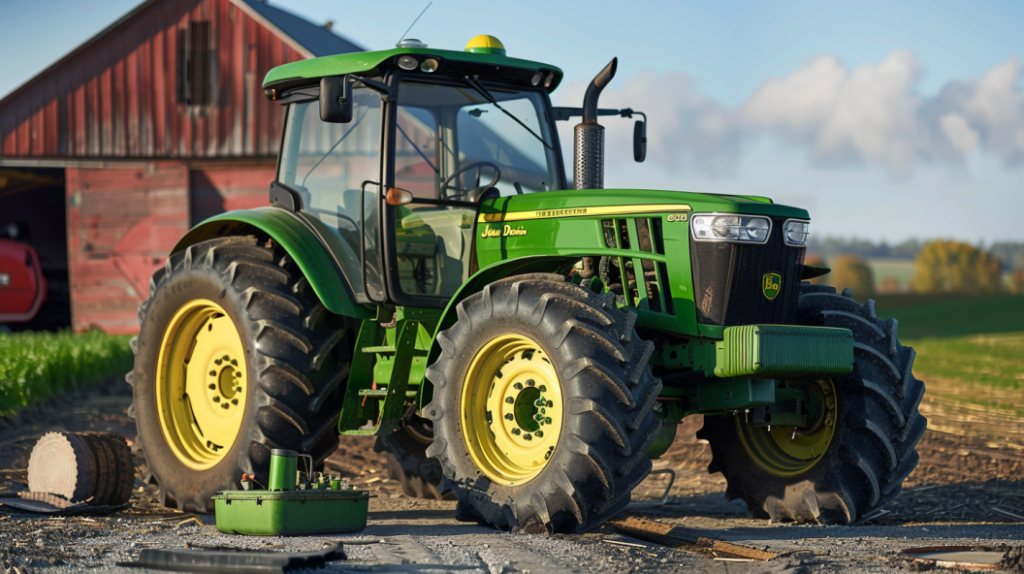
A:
[129, 236, 349, 512]
[424, 274, 661, 533]
[698, 284, 926, 524]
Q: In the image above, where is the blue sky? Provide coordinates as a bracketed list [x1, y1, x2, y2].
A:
[1, 0, 1022, 244]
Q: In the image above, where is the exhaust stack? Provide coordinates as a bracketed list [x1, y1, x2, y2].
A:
[574, 58, 618, 190]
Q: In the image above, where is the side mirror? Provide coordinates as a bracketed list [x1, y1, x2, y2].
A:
[320, 76, 352, 123]
[633, 120, 647, 162]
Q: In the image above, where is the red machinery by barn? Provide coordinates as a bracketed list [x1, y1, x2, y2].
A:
[0, 238, 47, 323]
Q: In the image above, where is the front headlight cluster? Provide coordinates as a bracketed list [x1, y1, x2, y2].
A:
[691, 214, 772, 244]
[783, 219, 810, 246]
[690, 214, 811, 246]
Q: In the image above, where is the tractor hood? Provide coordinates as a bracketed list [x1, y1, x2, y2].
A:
[478, 189, 810, 223]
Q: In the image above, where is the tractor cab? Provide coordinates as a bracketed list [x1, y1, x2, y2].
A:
[265, 36, 568, 308]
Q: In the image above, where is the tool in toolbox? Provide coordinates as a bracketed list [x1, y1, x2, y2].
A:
[213, 449, 370, 535]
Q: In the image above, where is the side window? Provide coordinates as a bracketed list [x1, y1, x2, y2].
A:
[278, 89, 381, 297]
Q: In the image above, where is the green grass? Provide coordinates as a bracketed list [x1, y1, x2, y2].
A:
[873, 293, 1024, 339]
[0, 330, 134, 416]
[907, 332, 1024, 391]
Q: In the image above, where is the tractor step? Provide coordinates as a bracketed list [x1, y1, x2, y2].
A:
[357, 389, 418, 399]
[361, 346, 427, 356]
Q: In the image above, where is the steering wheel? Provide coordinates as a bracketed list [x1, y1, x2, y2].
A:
[440, 161, 501, 201]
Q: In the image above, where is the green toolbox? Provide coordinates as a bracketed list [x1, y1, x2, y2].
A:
[212, 449, 370, 536]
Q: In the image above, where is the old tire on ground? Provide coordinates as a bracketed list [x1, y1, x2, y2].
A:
[424, 274, 661, 533]
[128, 236, 349, 512]
[374, 420, 453, 500]
[698, 284, 926, 524]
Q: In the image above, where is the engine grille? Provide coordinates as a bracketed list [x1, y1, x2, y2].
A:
[690, 218, 805, 326]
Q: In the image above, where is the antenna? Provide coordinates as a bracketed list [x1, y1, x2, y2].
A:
[397, 2, 432, 46]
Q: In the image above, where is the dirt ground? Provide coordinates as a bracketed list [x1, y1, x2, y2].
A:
[1, 377, 1022, 573]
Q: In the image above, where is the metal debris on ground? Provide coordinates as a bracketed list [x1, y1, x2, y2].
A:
[899, 546, 1008, 571]
[117, 542, 347, 573]
[607, 516, 777, 561]
[0, 495, 126, 516]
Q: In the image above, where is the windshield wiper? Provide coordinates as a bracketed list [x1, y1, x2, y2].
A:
[463, 76, 554, 151]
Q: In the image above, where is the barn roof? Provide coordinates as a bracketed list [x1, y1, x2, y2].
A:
[0, 0, 362, 107]
[234, 0, 363, 58]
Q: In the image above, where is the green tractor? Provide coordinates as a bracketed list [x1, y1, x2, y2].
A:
[129, 35, 925, 533]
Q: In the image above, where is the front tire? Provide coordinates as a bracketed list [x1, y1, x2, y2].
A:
[424, 274, 661, 533]
[128, 236, 349, 512]
[698, 284, 926, 524]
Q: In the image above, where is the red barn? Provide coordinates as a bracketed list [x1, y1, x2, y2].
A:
[0, 0, 360, 333]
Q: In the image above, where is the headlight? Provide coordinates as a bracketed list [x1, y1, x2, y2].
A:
[691, 214, 772, 244]
[397, 55, 418, 70]
[783, 219, 809, 246]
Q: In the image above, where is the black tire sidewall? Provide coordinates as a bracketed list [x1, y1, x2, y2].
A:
[134, 264, 258, 507]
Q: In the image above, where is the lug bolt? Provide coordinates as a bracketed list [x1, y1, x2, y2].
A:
[222, 355, 230, 362]
[221, 403, 229, 409]
[235, 387, 242, 392]
[547, 400, 553, 408]
[545, 417, 552, 424]
[534, 414, 543, 421]
[209, 371, 217, 377]
[523, 434, 532, 441]
[540, 408, 546, 414]
[505, 397, 514, 404]
[511, 428, 521, 435]
[209, 384, 216, 390]
[213, 396, 220, 402]
[539, 385, 547, 392]
[231, 399, 238, 405]
[535, 430, 544, 438]
[527, 380, 535, 387]
[505, 413, 514, 421]
[514, 382, 523, 390]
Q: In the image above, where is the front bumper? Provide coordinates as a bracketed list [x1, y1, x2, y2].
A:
[711, 325, 854, 379]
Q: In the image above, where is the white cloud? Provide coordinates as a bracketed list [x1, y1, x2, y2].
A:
[556, 70, 740, 177]
[559, 53, 1024, 180]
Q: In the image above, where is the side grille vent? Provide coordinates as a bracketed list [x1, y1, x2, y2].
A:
[597, 218, 673, 315]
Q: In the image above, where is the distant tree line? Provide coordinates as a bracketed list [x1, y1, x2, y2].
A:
[808, 237, 1024, 272]
[808, 240, 1024, 296]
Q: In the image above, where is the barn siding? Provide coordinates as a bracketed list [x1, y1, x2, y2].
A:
[188, 164, 276, 226]
[0, 0, 304, 160]
[66, 162, 190, 333]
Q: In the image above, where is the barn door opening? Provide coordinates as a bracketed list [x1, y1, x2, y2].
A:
[0, 167, 70, 331]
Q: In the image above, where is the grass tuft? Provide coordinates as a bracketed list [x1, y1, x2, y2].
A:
[0, 330, 133, 416]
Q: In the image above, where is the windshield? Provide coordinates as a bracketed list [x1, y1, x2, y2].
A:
[394, 80, 563, 199]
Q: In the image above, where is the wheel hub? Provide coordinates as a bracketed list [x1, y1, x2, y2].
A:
[737, 379, 837, 478]
[462, 335, 563, 485]
[156, 299, 248, 470]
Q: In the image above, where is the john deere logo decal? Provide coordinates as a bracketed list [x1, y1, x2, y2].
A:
[762, 273, 782, 300]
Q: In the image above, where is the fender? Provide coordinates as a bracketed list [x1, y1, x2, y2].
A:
[172, 207, 373, 320]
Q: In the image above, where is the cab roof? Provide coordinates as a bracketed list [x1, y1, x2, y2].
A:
[262, 46, 564, 95]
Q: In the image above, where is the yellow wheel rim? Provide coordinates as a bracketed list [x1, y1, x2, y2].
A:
[461, 334, 563, 485]
[156, 299, 248, 471]
[736, 379, 837, 478]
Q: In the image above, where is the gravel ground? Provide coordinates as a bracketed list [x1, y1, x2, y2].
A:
[1, 379, 1022, 574]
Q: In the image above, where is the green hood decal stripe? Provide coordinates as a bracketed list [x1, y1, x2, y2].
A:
[478, 203, 692, 223]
